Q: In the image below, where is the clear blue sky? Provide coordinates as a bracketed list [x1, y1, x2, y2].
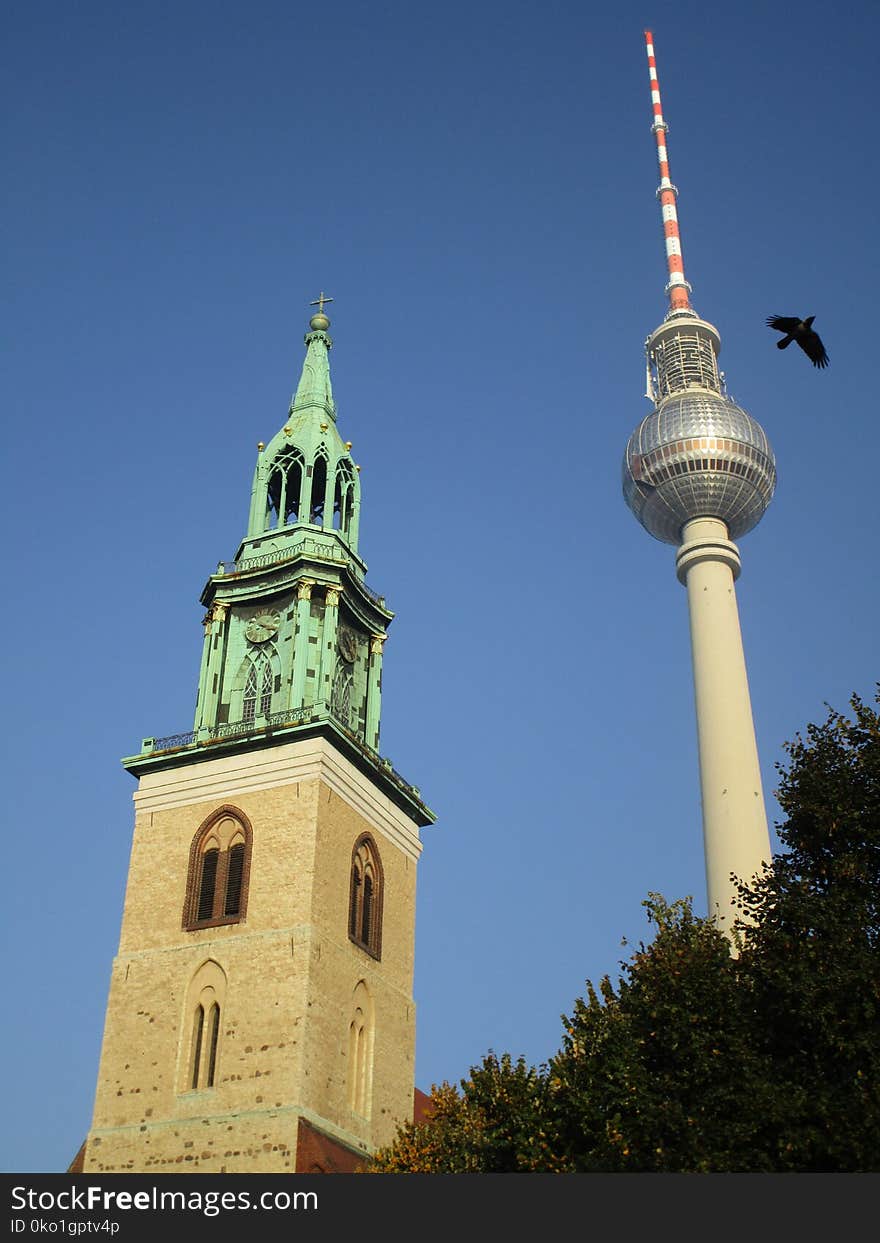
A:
[3, 0, 878, 1173]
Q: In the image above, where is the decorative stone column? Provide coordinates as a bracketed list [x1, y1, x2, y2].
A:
[196, 602, 229, 732]
[322, 449, 336, 533]
[246, 442, 266, 537]
[366, 633, 386, 752]
[291, 579, 314, 710]
[319, 586, 341, 713]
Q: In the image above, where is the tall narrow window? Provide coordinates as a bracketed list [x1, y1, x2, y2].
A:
[181, 960, 227, 1094]
[333, 470, 343, 530]
[361, 874, 373, 944]
[349, 870, 360, 939]
[190, 1005, 205, 1090]
[285, 454, 303, 525]
[242, 662, 258, 723]
[260, 660, 272, 716]
[348, 835, 383, 959]
[310, 452, 328, 523]
[184, 807, 253, 931]
[334, 460, 355, 537]
[189, 998, 221, 1089]
[196, 849, 219, 921]
[347, 981, 374, 1117]
[242, 652, 273, 723]
[206, 1003, 221, 1088]
[224, 844, 245, 917]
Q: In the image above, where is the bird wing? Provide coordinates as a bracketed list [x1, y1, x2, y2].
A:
[799, 330, 829, 368]
[766, 315, 801, 332]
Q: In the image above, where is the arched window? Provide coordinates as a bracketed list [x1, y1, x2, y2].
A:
[348, 835, 383, 959]
[181, 960, 226, 1092]
[333, 460, 355, 535]
[310, 451, 328, 524]
[242, 651, 273, 723]
[347, 980, 374, 1117]
[183, 806, 253, 931]
[266, 448, 305, 528]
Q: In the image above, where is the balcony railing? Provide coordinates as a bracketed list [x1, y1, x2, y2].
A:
[142, 709, 420, 802]
[149, 707, 314, 753]
[214, 538, 386, 608]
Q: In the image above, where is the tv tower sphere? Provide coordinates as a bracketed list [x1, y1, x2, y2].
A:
[623, 312, 777, 545]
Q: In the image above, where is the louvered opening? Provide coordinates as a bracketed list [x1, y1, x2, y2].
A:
[349, 868, 361, 938]
[224, 844, 245, 916]
[361, 873, 373, 944]
[197, 850, 219, 921]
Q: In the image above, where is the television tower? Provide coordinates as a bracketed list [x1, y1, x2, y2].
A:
[622, 32, 776, 931]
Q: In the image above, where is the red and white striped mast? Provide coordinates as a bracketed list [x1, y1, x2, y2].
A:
[644, 30, 692, 315]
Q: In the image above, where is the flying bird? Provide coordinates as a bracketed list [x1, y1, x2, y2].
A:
[766, 315, 829, 368]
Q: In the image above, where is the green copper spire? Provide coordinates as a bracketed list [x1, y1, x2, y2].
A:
[244, 296, 361, 550]
[189, 300, 393, 753]
[125, 298, 433, 830]
[289, 293, 337, 422]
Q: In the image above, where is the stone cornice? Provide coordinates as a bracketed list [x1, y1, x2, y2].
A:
[131, 735, 425, 862]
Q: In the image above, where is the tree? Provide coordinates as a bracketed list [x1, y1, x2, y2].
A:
[734, 690, 880, 1170]
[547, 895, 780, 1171]
[369, 1052, 563, 1173]
[370, 691, 880, 1172]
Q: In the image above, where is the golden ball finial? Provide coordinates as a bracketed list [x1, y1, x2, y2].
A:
[309, 292, 333, 332]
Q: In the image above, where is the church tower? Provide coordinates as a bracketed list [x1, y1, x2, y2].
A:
[83, 300, 434, 1174]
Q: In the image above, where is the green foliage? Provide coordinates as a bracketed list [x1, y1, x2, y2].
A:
[548, 895, 778, 1171]
[372, 690, 880, 1173]
[735, 690, 880, 1169]
[369, 1052, 563, 1173]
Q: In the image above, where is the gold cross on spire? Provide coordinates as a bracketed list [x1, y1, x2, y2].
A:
[310, 291, 333, 315]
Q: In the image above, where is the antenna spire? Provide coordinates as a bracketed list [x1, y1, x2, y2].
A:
[644, 30, 692, 313]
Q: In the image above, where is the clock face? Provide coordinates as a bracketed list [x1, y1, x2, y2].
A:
[245, 609, 281, 644]
[338, 627, 358, 664]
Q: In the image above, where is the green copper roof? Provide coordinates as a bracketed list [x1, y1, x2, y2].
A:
[244, 301, 362, 553]
[289, 324, 336, 422]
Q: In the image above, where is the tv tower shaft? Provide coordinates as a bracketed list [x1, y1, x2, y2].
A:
[677, 519, 773, 929]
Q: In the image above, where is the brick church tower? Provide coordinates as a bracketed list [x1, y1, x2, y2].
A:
[82, 300, 434, 1173]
